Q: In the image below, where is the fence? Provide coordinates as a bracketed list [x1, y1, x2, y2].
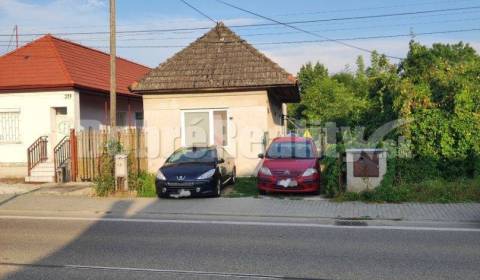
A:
[75, 128, 147, 181]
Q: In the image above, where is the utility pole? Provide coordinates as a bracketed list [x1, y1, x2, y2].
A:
[109, 0, 117, 135]
[14, 25, 18, 49]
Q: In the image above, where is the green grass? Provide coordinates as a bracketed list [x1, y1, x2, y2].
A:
[335, 178, 480, 203]
[134, 172, 157, 198]
[226, 177, 259, 198]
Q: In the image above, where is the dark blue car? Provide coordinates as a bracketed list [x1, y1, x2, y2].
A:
[156, 146, 236, 198]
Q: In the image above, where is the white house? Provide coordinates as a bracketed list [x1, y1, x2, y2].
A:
[0, 35, 150, 181]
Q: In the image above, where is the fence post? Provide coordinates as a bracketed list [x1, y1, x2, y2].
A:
[69, 129, 77, 182]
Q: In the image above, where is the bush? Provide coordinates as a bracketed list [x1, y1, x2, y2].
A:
[94, 152, 115, 197]
[131, 171, 156, 197]
[322, 157, 342, 197]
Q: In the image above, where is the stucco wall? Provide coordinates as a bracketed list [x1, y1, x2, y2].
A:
[0, 89, 78, 167]
[143, 90, 276, 176]
[79, 93, 143, 129]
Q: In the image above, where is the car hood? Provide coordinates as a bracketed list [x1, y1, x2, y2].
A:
[160, 162, 216, 181]
[262, 158, 316, 175]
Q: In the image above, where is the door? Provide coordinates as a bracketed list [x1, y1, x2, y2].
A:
[50, 107, 69, 158]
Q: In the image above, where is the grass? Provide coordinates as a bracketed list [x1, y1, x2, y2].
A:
[226, 177, 259, 198]
[335, 178, 480, 203]
[134, 172, 157, 198]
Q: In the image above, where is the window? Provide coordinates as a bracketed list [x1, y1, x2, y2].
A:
[116, 112, 127, 127]
[181, 109, 228, 147]
[0, 109, 20, 143]
[135, 112, 144, 127]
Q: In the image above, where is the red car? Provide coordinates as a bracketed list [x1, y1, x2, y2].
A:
[257, 136, 320, 194]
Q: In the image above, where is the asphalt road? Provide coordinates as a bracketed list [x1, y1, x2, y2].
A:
[1, 216, 480, 280]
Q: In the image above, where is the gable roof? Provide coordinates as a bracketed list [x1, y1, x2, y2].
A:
[0, 35, 150, 96]
[131, 23, 299, 101]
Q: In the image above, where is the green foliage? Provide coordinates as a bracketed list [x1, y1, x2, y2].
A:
[94, 152, 115, 197]
[338, 178, 480, 203]
[321, 154, 343, 198]
[131, 171, 156, 197]
[294, 41, 480, 202]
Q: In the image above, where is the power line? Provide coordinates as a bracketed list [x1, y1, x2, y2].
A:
[179, 0, 217, 24]
[274, 0, 475, 17]
[4, 27, 478, 50]
[216, 0, 402, 60]
[1, 5, 479, 37]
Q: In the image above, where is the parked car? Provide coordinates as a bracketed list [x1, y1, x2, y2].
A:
[156, 146, 236, 198]
[257, 136, 320, 194]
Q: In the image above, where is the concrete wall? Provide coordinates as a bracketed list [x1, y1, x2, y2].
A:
[143, 90, 282, 176]
[0, 89, 78, 168]
[346, 149, 387, 193]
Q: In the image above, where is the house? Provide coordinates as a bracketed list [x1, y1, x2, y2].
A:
[131, 23, 299, 176]
[0, 35, 150, 181]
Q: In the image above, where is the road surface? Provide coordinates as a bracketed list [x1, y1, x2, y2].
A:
[1, 215, 480, 280]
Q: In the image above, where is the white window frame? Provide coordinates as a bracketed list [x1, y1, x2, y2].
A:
[0, 108, 21, 144]
[180, 108, 229, 147]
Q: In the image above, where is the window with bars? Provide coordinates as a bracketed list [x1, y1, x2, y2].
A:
[0, 110, 20, 143]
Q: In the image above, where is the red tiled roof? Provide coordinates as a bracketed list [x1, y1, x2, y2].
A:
[0, 35, 150, 96]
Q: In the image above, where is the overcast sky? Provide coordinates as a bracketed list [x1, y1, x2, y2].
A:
[1, 0, 479, 74]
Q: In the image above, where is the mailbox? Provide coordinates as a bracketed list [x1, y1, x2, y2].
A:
[115, 154, 128, 178]
[346, 149, 387, 193]
[353, 152, 380, 177]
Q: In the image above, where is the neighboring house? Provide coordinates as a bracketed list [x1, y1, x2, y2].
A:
[0, 35, 150, 180]
[131, 23, 299, 176]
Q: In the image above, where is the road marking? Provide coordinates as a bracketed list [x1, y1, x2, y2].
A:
[0, 215, 479, 232]
[0, 262, 326, 280]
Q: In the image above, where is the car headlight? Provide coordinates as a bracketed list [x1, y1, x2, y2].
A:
[258, 166, 272, 176]
[302, 168, 318, 177]
[156, 169, 166, 181]
[197, 169, 216, 180]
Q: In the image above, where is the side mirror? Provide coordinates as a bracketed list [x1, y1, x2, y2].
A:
[258, 153, 264, 159]
[218, 158, 225, 164]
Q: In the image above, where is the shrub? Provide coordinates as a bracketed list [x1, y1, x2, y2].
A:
[322, 157, 342, 198]
[132, 171, 156, 197]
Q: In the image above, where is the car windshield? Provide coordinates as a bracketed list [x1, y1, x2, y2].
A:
[266, 141, 315, 159]
[166, 147, 217, 164]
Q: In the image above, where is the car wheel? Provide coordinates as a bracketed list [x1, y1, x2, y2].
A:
[231, 168, 237, 185]
[157, 192, 168, 199]
[214, 178, 222, 197]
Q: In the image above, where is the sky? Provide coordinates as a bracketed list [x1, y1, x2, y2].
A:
[0, 0, 479, 74]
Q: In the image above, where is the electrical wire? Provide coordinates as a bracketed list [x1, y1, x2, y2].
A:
[179, 0, 217, 24]
[216, 0, 402, 59]
[1, 5, 479, 37]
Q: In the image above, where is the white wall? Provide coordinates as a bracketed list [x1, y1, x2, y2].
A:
[0, 90, 78, 164]
[79, 93, 143, 129]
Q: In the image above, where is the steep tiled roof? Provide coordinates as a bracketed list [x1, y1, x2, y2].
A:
[132, 22, 298, 96]
[0, 35, 150, 96]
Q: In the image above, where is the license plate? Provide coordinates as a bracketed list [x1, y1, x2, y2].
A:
[170, 189, 192, 198]
[277, 178, 298, 188]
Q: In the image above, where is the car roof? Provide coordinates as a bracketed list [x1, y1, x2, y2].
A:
[272, 136, 312, 143]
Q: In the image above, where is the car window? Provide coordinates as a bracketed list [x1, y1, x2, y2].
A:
[166, 147, 217, 164]
[266, 141, 315, 159]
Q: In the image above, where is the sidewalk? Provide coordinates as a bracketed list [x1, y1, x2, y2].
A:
[0, 194, 479, 223]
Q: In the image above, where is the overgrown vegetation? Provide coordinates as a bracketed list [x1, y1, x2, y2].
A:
[94, 139, 157, 197]
[296, 41, 480, 202]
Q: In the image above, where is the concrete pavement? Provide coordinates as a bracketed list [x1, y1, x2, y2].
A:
[0, 194, 479, 223]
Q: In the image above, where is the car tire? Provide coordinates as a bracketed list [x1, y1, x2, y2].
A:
[158, 192, 168, 199]
[214, 178, 222, 197]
